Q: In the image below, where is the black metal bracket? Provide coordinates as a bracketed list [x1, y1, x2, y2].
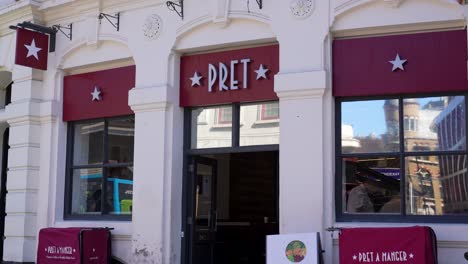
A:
[52, 23, 72, 41]
[246, 0, 262, 13]
[98, 13, 120, 31]
[256, 0, 263, 9]
[9, 21, 57, 52]
[166, 0, 183, 19]
[326, 226, 343, 239]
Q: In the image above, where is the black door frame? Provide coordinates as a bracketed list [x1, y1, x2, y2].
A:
[181, 106, 280, 264]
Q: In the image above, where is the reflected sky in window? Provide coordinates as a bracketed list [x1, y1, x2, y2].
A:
[343, 97, 437, 137]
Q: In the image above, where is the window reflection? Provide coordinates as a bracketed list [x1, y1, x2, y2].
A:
[343, 157, 401, 214]
[406, 155, 468, 215]
[73, 122, 104, 165]
[191, 102, 279, 149]
[404, 96, 465, 151]
[342, 100, 399, 153]
[240, 102, 279, 146]
[191, 106, 233, 149]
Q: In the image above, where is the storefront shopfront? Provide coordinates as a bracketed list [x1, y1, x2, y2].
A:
[179, 45, 280, 263]
[333, 29, 468, 221]
[0, 0, 468, 263]
[329, 5, 468, 262]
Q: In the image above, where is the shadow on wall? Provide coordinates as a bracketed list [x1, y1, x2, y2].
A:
[0, 71, 11, 108]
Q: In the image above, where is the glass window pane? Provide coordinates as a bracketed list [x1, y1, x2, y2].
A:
[108, 117, 135, 163]
[195, 162, 213, 229]
[342, 100, 399, 153]
[240, 102, 279, 146]
[191, 106, 232, 149]
[342, 157, 401, 214]
[71, 168, 103, 215]
[406, 155, 468, 215]
[73, 122, 104, 165]
[106, 166, 133, 215]
[404, 96, 465, 151]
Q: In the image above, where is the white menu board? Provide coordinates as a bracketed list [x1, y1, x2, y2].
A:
[267, 232, 320, 264]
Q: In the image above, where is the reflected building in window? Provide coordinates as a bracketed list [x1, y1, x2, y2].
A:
[341, 124, 361, 153]
[191, 102, 279, 149]
[433, 96, 467, 213]
[384, 98, 445, 215]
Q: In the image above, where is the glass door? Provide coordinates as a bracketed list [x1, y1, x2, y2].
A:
[190, 157, 217, 264]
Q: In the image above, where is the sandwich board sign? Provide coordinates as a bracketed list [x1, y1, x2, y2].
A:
[267, 232, 321, 264]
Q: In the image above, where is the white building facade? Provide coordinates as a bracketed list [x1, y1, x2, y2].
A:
[0, 0, 466, 263]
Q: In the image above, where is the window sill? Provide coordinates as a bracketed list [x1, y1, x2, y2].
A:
[211, 123, 232, 129]
[336, 214, 468, 224]
[252, 119, 279, 127]
[210, 123, 244, 129]
[64, 214, 132, 221]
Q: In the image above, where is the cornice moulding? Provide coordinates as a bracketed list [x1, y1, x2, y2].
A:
[40, 0, 164, 25]
[0, 5, 35, 37]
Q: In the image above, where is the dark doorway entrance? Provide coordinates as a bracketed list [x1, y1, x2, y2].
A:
[188, 151, 279, 264]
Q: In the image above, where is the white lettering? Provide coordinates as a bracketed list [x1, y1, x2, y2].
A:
[241, 58, 251, 89]
[208, 64, 217, 93]
[219, 63, 229, 91]
[230, 60, 239, 90]
[380, 251, 407, 262]
[358, 252, 374, 262]
[207, 58, 251, 92]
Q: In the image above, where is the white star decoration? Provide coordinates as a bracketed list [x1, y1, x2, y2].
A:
[352, 255, 357, 260]
[389, 54, 407, 72]
[190, 72, 203, 87]
[24, 39, 42, 60]
[91, 87, 102, 101]
[255, 64, 269, 80]
[409, 253, 414, 259]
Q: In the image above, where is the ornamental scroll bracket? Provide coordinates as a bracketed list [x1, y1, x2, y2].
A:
[166, 0, 184, 19]
[98, 13, 120, 31]
[52, 23, 73, 41]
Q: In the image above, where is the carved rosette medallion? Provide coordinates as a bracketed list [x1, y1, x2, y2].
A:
[290, 0, 314, 19]
[143, 14, 163, 40]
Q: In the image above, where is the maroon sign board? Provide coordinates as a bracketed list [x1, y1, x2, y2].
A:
[63, 65, 136, 121]
[37, 227, 111, 264]
[180, 45, 279, 107]
[333, 30, 468, 97]
[15, 28, 49, 71]
[339, 226, 437, 264]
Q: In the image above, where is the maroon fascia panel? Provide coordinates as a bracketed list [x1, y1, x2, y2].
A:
[333, 30, 468, 97]
[63, 65, 135, 121]
[180, 45, 279, 107]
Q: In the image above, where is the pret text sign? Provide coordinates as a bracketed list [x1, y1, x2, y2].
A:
[180, 45, 279, 107]
[15, 28, 49, 70]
